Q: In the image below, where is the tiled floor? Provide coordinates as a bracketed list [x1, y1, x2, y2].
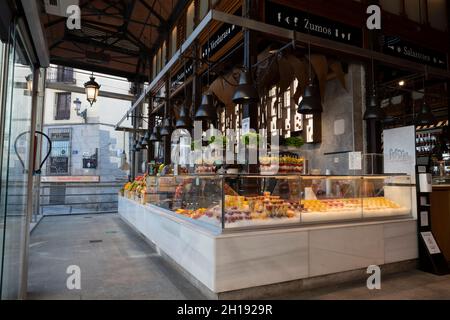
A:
[28, 214, 450, 300]
[273, 270, 450, 300]
[27, 214, 207, 300]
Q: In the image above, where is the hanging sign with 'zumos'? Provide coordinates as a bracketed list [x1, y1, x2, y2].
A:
[380, 35, 448, 70]
[265, 1, 363, 48]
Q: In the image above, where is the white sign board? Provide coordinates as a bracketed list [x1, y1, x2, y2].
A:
[420, 211, 429, 227]
[241, 117, 250, 135]
[348, 152, 362, 170]
[421, 231, 441, 254]
[383, 126, 416, 183]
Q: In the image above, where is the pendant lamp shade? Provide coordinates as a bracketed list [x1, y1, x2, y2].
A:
[363, 91, 384, 121]
[160, 118, 172, 136]
[149, 126, 161, 142]
[176, 105, 192, 129]
[138, 137, 148, 149]
[415, 101, 436, 126]
[195, 93, 214, 121]
[134, 139, 142, 151]
[140, 135, 148, 146]
[297, 82, 323, 114]
[232, 70, 259, 104]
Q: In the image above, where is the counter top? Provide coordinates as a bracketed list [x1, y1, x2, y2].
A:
[432, 184, 450, 190]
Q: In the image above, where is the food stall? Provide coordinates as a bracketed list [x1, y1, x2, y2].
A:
[113, 0, 436, 298]
[119, 170, 417, 297]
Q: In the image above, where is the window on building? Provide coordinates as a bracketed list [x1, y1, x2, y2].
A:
[199, 0, 209, 20]
[161, 41, 167, 67]
[170, 26, 177, 58]
[186, 1, 195, 36]
[55, 92, 71, 120]
[56, 66, 74, 82]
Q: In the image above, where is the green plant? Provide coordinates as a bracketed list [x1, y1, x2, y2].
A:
[209, 136, 227, 148]
[241, 132, 260, 146]
[191, 140, 202, 151]
[284, 136, 304, 148]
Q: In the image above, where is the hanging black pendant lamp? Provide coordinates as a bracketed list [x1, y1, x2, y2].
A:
[141, 131, 150, 146]
[363, 58, 384, 121]
[297, 82, 323, 114]
[382, 99, 396, 125]
[363, 89, 384, 120]
[134, 138, 142, 151]
[232, 69, 259, 105]
[298, 42, 323, 114]
[149, 126, 161, 142]
[195, 92, 214, 121]
[140, 136, 148, 147]
[160, 117, 172, 136]
[415, 100, 435, 126]
[176, 105, 192, 129]
[415, 76, 435, 126]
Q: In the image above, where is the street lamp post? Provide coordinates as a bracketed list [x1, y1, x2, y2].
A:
[73, 97, 87, 123]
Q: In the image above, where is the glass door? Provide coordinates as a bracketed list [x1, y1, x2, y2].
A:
[0, 23, 34, 300]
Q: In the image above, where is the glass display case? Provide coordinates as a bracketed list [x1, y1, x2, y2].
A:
[137, 174, 412, 232]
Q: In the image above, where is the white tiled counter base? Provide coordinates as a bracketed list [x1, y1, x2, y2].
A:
[118, 196, 418, 294]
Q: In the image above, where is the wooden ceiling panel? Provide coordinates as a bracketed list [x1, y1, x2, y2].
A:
[40, 0, 181, 82]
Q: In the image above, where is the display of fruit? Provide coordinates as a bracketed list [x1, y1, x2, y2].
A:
[259, 153, 304, 174]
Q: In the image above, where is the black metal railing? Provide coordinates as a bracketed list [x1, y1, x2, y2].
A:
[39, 182, 125, 216]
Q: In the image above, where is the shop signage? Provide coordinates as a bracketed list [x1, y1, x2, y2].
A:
[200, 17, 242, 60]
[170, 63, 194, 88]
[265, 1, 363, 47]
[41, 175, 100, 182]
[383, 126, 416, 183]
[381, 35, 447, 69]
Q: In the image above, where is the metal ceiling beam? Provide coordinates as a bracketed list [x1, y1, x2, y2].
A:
[211, 10, 450, 79]
[50, 56, 147, 82]
[116, 9, 450, 130]
[149, 0, 190, 57]
[115, 9, 213, 129]
[63, 32, 140, 57]
[139, 0, 167, 26]
[44, 1, 90, 28]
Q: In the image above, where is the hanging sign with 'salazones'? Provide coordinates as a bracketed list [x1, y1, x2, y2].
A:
[265, 1, 363, 48]
[380, 35, 447, 69]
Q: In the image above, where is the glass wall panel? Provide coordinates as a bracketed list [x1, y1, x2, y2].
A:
[0, 38, 5, 296]
[0, 24, 34, 300]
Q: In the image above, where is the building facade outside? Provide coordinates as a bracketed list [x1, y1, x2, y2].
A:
[39, 65, 133, 217]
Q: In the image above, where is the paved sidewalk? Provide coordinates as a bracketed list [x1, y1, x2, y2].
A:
[27, 214, 207, 300]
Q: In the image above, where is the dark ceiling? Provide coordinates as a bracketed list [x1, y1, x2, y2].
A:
[40, 0, 186, 82]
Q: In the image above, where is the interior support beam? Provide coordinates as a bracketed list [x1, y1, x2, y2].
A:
[115, 9, 450, 130]
[139, 0, 167, 26]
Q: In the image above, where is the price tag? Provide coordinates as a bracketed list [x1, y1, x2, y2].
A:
[348, 152, 362, 170]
